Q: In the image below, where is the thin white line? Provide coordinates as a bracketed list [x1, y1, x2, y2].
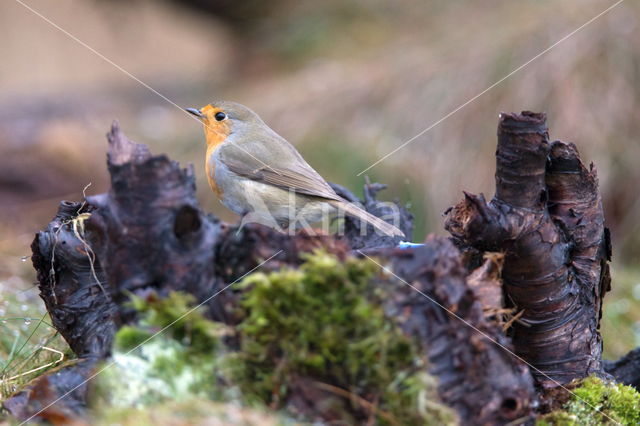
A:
[19, 250, 283, 425]
[358, 251, 621, 425]
[12, 0, 277, 174]
[357, 0, 625, 176]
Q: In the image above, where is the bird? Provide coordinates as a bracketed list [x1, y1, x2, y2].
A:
[186, 101, 404, 238]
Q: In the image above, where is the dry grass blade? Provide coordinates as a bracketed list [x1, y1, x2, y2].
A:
[0, 346, 64, 384]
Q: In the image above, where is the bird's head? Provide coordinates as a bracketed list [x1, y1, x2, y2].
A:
[186, 101, 263, 146]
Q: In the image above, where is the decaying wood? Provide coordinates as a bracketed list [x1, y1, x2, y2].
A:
[30, 201, 116, 357]
[5, 113, 633, 424]
[372, 238, 535, 424]
[445, 112, 612, 387]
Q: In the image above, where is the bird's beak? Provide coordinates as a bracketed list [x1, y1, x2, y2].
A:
[185, 107, 204, 119]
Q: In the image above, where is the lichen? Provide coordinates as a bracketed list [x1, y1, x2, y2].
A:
[538, 376, 640, 426]
[93, 292, 232, 408]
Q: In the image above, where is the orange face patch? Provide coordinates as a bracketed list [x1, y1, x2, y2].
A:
[199, 104, 232, 148]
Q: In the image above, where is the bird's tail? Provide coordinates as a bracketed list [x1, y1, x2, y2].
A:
[329, 200, 405, 238]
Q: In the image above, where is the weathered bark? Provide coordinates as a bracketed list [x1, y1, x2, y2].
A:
[371, 238, 535, 424]
[84, 123, 225, 323]
[445, 112, 611, 387]
[31, 201, 116, 357]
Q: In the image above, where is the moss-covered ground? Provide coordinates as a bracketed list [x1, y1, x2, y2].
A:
[92, 251, 455, 424]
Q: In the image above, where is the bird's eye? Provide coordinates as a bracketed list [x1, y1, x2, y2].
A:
[215, 112, 227, 121]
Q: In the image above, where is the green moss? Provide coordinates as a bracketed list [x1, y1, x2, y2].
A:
[228, 250, 455, 425]
[113, 325, 153, 351]
[539, 376, 640, 426]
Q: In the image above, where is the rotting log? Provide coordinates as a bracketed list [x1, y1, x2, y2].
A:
[5, 114, 633, 424]
[445, 112, 612, 388]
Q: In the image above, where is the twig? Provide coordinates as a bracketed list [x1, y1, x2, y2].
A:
[312, 381, 398, 425]
[502, 309, 525, 332]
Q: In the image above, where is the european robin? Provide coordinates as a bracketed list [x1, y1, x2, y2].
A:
[186, 101, 404, 237]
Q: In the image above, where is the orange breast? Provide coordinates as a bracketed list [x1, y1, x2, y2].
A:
[206, 144, 224, 199]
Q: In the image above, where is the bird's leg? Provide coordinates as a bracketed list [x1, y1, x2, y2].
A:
[236, 210, 254, 236]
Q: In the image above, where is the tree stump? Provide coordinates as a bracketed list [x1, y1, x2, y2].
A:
[445, 112, 611, 387]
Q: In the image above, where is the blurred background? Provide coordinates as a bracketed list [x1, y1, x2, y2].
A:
[0, 0, 638, 364]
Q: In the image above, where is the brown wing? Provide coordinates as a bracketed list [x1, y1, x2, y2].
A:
[218, 138, 342, 201]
